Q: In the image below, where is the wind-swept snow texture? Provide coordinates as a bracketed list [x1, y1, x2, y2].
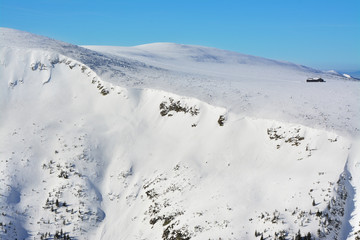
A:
[0, 28, 359, 240]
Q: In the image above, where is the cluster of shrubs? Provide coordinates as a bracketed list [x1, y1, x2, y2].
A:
[159, 98, 199, 117]
[40, 229, 71, 240]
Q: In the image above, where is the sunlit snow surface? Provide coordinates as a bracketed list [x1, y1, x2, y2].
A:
[0, 28, 359, 240]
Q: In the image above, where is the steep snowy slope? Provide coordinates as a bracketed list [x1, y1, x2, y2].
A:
[0, 28, 359, 240]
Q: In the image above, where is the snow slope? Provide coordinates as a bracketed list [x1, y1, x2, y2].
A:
[0, 28, 360, 240]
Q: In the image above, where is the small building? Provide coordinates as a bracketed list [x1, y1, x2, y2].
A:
[306, 77, 325, 82]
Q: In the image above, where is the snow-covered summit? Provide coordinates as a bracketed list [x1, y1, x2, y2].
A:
[104, 41, 319, 70]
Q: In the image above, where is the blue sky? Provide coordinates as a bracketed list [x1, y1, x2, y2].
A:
[1, 0, 359, 71]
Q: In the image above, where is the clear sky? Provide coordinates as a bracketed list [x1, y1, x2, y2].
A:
[1, 0, 359, 71]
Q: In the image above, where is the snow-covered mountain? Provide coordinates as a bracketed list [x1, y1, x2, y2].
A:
[0, 28, 359, 240]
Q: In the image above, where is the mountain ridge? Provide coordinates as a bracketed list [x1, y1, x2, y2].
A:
[2, 27, 358, 137]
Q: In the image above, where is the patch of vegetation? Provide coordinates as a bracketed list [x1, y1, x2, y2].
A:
[267, 126, 305, 146]
[267, 127, 284, 140]
[146, 189, 159, 200]
[159, 98, 199, 117]
[97, 83, 109, 95]
[31, 62, 48, 71]
[218, 115, 226, 126]
[285, 135, 304, 146]
[162, 223, 191, 240]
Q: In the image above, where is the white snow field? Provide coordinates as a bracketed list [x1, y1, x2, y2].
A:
[0, 28, 359, 240]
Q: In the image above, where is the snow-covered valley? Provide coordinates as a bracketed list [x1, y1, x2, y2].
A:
[0, 28, 359, 240]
